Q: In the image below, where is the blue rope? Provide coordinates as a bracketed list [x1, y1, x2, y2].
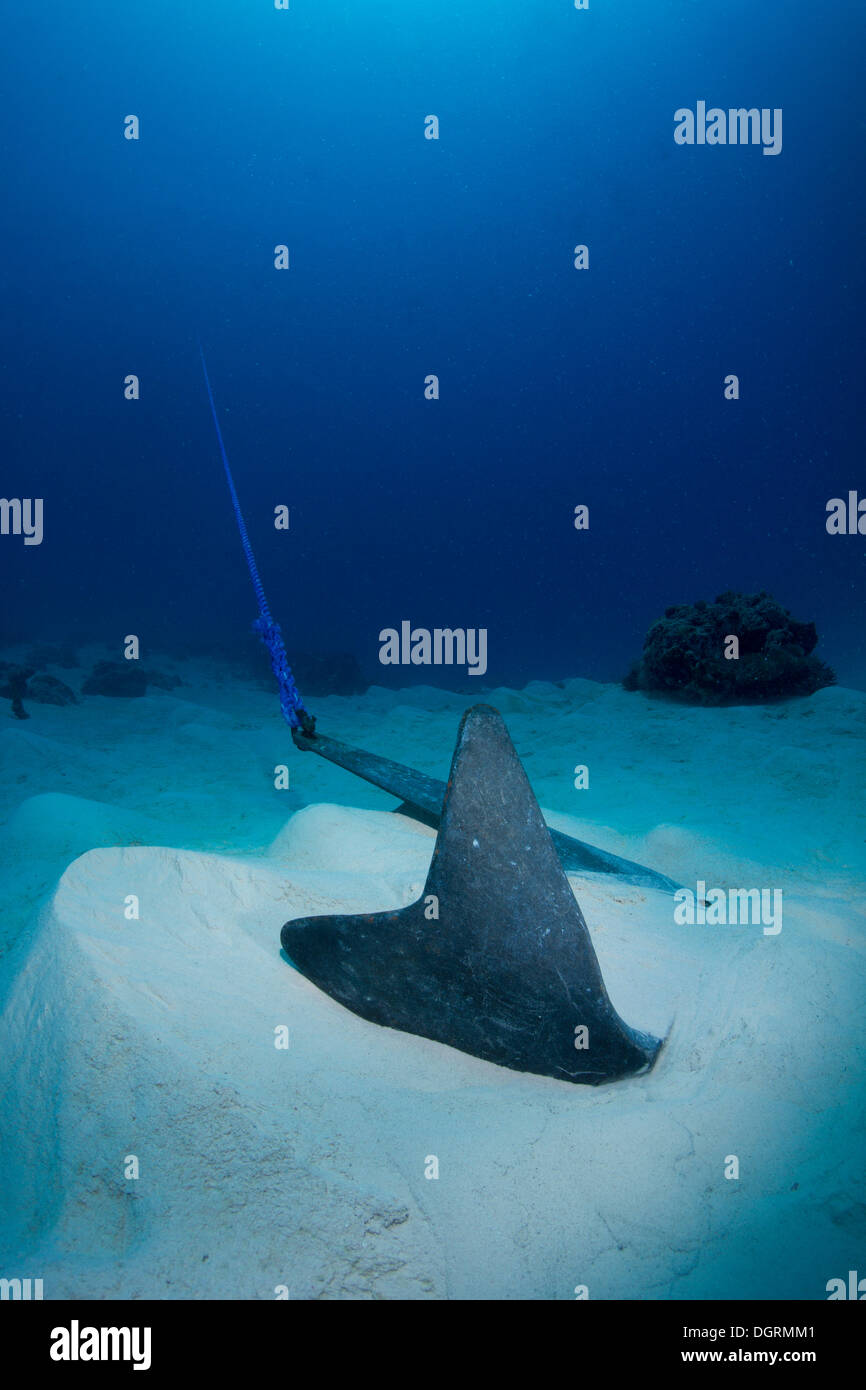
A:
[199, 345, 309, 731]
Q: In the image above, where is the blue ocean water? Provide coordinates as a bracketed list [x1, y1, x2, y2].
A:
[2, 1, 863, 690]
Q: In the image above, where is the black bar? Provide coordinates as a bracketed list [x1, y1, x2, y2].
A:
[7, 1297, 859, 1375]
[292, 725, 682, 894]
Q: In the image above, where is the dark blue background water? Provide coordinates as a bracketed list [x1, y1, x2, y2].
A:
[3, 1, 864, 688]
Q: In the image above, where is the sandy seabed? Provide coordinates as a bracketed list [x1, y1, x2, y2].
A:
[1, 655, 864, 1299]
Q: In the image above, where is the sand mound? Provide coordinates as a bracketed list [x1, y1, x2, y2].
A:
[1, 798, 860, 1299]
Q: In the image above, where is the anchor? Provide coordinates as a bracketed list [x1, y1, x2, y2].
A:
[283, 705, 664, 1085]
[200, 346, 669, 1087]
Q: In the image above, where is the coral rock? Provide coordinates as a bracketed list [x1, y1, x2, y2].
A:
[81, 661, 148, 698]
[625, 592, 836, 704]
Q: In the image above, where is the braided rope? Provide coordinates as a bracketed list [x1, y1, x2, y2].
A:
[199, 346, 308, 730]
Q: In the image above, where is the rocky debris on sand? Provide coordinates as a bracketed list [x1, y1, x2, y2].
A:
[27, 673, 79, 706]
[81, 661, 149, 698]
[80, 661, 181, 698]
[0, 662, 34, 719]
[623, 591, 836, 704]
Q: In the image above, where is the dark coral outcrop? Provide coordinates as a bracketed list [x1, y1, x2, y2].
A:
[80, 661, 180, 697]
[81, 661, 149, 698]
[0, 663, 34, 719]
[27, 673, 79, 706]
[624, 592, 836, 704]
